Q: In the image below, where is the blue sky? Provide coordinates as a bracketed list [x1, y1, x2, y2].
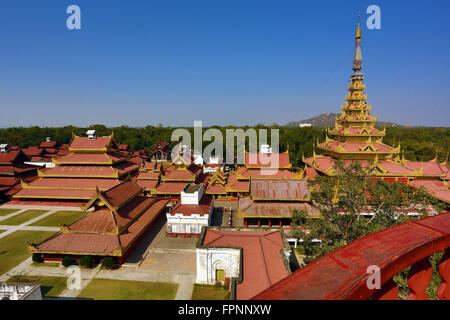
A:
[0, 0, 449, 127]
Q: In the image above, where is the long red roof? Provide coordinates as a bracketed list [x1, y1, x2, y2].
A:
[69, 136, 112, 150]
[245, 152, 291, 168]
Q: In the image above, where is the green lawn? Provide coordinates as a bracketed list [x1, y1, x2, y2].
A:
[77, 279, 179, 300]
[0, 230, 56, 275]
[0, 210, 48, 226]
[191, 284, 230, 300]
[7, 275, 67, 297]
[30, 210, 88, 227]
[32, 262, 60, 267]
[0, 208, 19, 216]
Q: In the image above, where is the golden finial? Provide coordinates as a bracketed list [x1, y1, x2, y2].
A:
[355, 12, 362, 39]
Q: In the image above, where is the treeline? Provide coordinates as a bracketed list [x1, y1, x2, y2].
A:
[0, 124, 448, 167]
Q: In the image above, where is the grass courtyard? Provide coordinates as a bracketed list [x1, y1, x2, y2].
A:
[77, 279, 179, 300]
[7, 275, 68, 297]
[30, 210, 88, 227]
[0, 210, 48, 226]
[0, 230, 56, 275]
[191, 284, 230, 300]
[0, 208, 19, 216]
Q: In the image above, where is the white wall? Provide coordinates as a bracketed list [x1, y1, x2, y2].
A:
[196, 247, 240, 284]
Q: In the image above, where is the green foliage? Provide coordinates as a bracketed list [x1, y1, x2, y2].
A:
[101, 257, 115, 269]
[79, 256, 92, 268]
[294, 161, 444, 258]
[31, 253, 43, 263]
[62, 256, 74, 268]
[0, 125, 447, 166]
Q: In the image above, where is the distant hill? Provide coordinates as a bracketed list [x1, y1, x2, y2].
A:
[285, 113, 403, 128]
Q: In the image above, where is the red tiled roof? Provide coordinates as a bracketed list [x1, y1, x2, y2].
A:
[205, 184, 227, 194]
[163, 168, 196, 180]
[22, 147, 44, 157]
[39, 141, 59, 148]
[226, 174, 249, 191]
[68, 210, 116, 233]
[136, 179, 159, 189]
[35, 233, 120, 255]
[251, 180, 310, 200]
[69, 136, 112, 150]
[238, 167, 298, 179]
[0, 176, 19, 187]
[39, 161, 139, 177]
[155, 182, 188, 194]
[411, 179, 450, 203]
[55, 152, 127, 164]
[137, 171, 160, 179]
[305, 166, 318, 179]
[245, 152, 291, 168]
[25, 177, 119, 189]
[406, 161, 446, 176]
[169, 196, 213, 216]
[101, 180, 141, 208]
[119, 199, 169, 248]
[14, 188, 96, 199]
[0, 151, 21, 164]
[319, 141, 395, 153]
[202, 229, 289, 300]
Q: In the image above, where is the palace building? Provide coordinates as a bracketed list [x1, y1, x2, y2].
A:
[226, 144, 302, 198]
[22, 137, 70, 168]
[154, 149, 203, 199]
[13, 130, 140, 204]
[238, 179, 319, 228]
[0, 145, 38, 200]
[29, 180, 169, 264]
[303, 21, 450, 205]
[166, 183, 213, 237]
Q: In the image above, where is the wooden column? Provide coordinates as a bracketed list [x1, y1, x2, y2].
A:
[268, 219, 272, 228]
[437, 248, 450, 300]
[244, 219, 248, 228]
[407, 258, 433, 300]
[258, 219, 261, 227]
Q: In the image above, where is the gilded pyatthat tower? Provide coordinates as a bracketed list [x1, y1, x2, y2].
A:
[317, 20, 399, 161]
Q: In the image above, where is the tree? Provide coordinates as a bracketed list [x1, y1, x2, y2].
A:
[62, 256, 74, 267]
[297, 160, 444, 257]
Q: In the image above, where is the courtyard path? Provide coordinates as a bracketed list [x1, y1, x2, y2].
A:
[0, 209, 57, 239]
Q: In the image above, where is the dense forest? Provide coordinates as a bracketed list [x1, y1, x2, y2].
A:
[0, 125, 448, 167]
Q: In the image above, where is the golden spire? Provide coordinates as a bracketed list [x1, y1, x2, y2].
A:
[355, 12, 362, 39]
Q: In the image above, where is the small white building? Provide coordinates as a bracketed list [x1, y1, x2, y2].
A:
[86, 130, 97, 140]
[299, 123, 312, 128]
[0, 144, 10, 153]
[203, 156, 223, 173]
[0, 283, 42, 300]
[166, 184, 213, 237]
[196, 227, 292, 299]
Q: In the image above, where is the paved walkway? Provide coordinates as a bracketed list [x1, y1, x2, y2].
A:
[1, 258, 196, 300]
[0, 204, 197, 300]
[0, 209, 57, 239]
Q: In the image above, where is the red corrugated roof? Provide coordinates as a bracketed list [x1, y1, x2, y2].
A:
[251, 180, 310, 199]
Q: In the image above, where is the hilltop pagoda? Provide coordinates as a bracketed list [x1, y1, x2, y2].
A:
[303, 20, 450, 205]
[14, 130, 140, 204]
